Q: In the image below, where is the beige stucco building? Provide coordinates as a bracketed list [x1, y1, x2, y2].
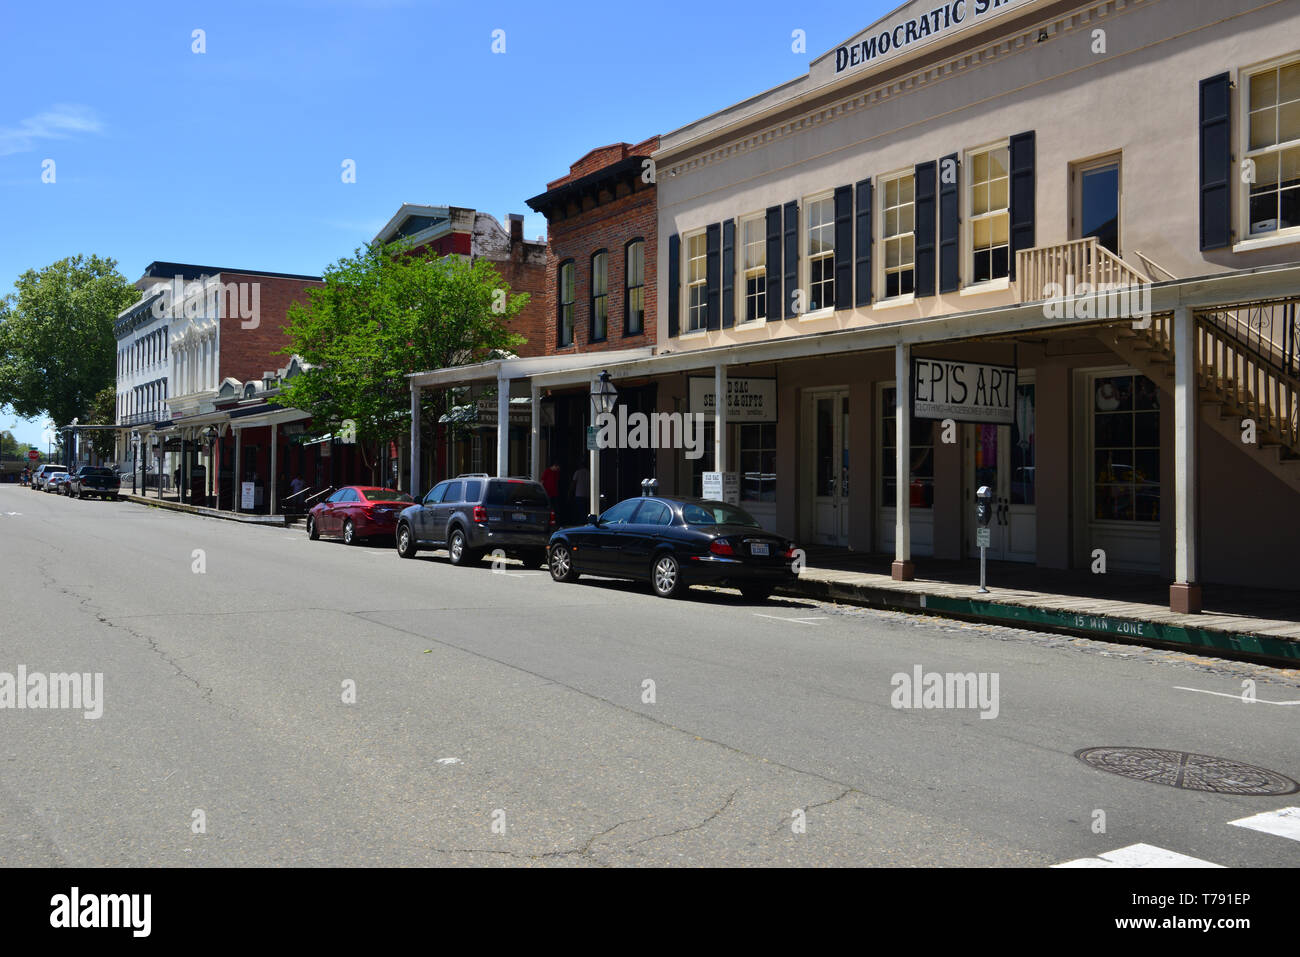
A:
[415, 0, 1300, 609]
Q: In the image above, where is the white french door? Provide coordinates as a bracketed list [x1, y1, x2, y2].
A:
[803, 389, 850, 546]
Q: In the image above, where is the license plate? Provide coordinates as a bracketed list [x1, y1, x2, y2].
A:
[512, 512, 528, 522]
[750, 543, 769, 557]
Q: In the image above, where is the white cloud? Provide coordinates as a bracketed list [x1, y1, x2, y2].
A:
[0, 104, 104, 156]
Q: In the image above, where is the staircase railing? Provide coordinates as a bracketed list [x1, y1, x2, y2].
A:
[1194, 299, 1300, 455]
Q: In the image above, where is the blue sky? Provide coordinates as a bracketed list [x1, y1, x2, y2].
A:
[0, 0, 892, 448]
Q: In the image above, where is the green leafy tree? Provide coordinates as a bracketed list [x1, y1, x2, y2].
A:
[83, 385, 119, 461]
[0, 255, 139, 429]
[274, 241, 528, 481]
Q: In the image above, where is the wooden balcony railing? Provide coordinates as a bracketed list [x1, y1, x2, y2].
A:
[1016, 237, 1151, 304]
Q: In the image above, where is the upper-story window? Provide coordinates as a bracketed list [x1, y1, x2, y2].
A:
[686, 231, 707, 332]
[881, 172, 916, 299]
[558, 260, 575, 347]
[590, 251, 608, 341]
[625, 240, 645, 336]
[968, 144, 1010, 283]
[805, 194, 835, 311]
[1245, 57, 1300, 239]
[740, 214, 766, 322]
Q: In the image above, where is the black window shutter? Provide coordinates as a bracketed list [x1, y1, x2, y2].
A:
[705, 223, 721, 330]
[914, 161, 936, 297]
[939, 153, 960, 293]
[855, 179, 873, 307]
[783, 201, 799, 318]
[1008, 131, 1036, 280]
[765, 206, 782, 319]
[722, 219, 736, 328]
[834, 185, 853, 311]
[667, 233, 680, 338]
[1199, 73, 1232, 251]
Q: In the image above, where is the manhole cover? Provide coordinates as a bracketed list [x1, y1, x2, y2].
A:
[1075, 747, 1299, 795]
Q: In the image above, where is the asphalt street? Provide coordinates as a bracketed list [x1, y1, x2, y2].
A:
[0, 483, 1297, 867]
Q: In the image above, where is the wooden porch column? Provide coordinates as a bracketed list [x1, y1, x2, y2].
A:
[529, 381, 540, 481]
[269, 423, 278, 516]
[497, 375, 510, 478]
[714, 363, 727, 473]
[410, 383, 422, 495]
[233, 427, 242, 513]
[892, 343, 914, 581]
[1170, 305, 1201, 613]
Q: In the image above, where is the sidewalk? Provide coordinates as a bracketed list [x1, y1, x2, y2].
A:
[119, 492, 288, 526]
[782, 548, 1300, 666]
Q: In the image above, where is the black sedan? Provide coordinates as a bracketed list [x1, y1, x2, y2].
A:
[547, 496, 798, 600]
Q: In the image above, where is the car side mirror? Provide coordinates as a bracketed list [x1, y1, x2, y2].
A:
[587, 513, 600, 526]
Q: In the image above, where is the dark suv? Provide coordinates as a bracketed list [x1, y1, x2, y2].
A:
[395, 474, 554, 566]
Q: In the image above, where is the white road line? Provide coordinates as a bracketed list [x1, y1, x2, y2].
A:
[1053, 843, 1225, 868]
[1175, 686, 1300, 706]
[1229, 807, 1300, 843]
[753, 614, 827, 625]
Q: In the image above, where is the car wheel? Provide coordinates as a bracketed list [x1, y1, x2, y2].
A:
[447, 528, 476, 566]
[739, 584, 774, 602]
[549, 543, 580, 582]
[307, 515, 320, 540]
[396, 524, 418, 559]
[343, 519, 357, 546]
[652, 553, 685, 599]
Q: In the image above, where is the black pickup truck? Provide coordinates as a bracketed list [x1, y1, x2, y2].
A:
[66, 466, 121, 500]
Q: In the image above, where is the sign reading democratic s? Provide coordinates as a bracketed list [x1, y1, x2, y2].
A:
[834, 0, 1021, 75]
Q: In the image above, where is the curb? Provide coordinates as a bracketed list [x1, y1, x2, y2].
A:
[781, 576, 1300, 668]
[120, 494, 288, 527]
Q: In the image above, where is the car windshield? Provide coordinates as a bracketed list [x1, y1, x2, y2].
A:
[85, 468, 113, 476]
[364, 490, 413, 502]
[484, 482, 548, 507]
[680, 502, 762, 527]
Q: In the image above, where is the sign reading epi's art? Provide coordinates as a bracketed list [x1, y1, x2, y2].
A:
[834, 0, 1020, 75]
[689, 377, 777, 422]
[911, 357, 1017, 424]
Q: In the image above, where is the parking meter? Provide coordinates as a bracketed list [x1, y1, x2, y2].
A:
[641, 477, 659, 497]
[975, 485, 993, 593]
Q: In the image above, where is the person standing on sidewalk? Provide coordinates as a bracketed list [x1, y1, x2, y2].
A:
[571, 464, 589, 522]
[541, 462, 561, 510]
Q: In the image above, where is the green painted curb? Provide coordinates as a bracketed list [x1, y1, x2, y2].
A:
[921, 595, 1300, 663]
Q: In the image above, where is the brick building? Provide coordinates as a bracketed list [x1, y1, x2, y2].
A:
[406, 144, 660, 505]
[372, 204, 548, 356]
[527, 138, 660, 356]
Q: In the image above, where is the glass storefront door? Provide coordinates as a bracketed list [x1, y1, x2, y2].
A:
[965, 379, 1036, 562]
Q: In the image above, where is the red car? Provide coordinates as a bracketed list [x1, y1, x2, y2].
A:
[307, 486, 414, 545]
